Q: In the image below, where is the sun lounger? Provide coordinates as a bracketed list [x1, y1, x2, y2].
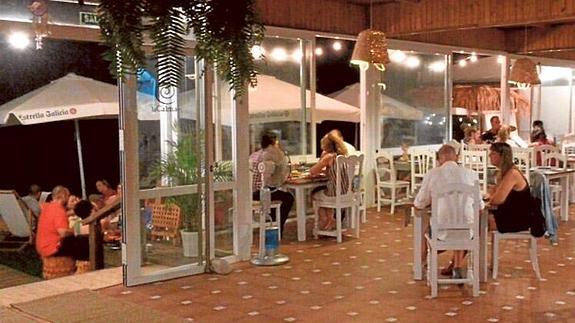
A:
[39, 191, 50, 204]
[0, 190, 33, 251]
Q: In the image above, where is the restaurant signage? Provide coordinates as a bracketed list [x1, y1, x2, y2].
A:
[79, 12, 99, 26]
[16, 107, 77, 123]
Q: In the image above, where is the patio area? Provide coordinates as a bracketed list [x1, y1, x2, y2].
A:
[5, 206, 572, 322]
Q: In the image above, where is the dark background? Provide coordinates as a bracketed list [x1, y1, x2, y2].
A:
[0, 38, 120, 197]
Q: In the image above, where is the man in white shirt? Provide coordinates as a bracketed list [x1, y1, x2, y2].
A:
[414, 145, 481, 279]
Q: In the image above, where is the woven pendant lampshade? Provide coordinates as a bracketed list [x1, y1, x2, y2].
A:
[509, 58, 540, 88]
[350, 29, 390, 71]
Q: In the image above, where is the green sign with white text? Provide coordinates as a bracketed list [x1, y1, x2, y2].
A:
[79, 12, 99, 26]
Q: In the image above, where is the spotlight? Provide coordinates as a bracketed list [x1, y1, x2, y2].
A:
[470, 54, 478, 62]
[314, 47, 323, 56]
[8, 32, 30, 50]
[332, 41, 342, 51]
[251, 45, 264, 60]
[389, 50, 406, 63]
[458, 59, 467, 67]
[270, 48, 288, 61]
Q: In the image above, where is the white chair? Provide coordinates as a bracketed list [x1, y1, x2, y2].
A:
[543, 152, 568, 215]
[467, 144, 491, 152]
[250, 161, 282, 239]
[492, 231, 542, 280]
[512, 147, 532, 184]
[561, 141, 575, 157]
[410, 149, 436, 195]
[533, 144, 559, 166]
[313, 154, 363, 243]
[374, 152, 410, 214]
[461, 150, 488, 194]
[425, 181, 481, 298]
[0, 191, 33, 251]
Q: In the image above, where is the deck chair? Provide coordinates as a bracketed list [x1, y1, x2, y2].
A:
[39, 191, 51, 204]
[0, 190, 33, 251]
[150, 203, 182, 246]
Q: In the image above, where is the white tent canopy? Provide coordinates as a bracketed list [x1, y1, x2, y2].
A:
[329, 83, 424, 121]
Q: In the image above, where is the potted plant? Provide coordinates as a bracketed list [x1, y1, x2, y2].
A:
[151, 130, 202, 257]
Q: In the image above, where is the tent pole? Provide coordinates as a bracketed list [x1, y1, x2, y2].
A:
[74, 119, 87, 199]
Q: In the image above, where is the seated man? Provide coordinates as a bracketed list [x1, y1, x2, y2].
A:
[250, 131, 294, 235]
[36, 186, 89, 262]
[21, 184, 42, 219]
[414, 145, 482, 279]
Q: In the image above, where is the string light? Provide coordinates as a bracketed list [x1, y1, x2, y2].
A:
[405, 56, 420, 68]
[470, 53, 478, 62]
[428, 61, 446, 72]
[314, 47, 323, 56]
[332, 41, 342, 51]
[458, 59, 467, 67]
[389, 50, 406, 63]
[291, 49, 303, 62]
[8, 32, 31, 50]
[270, 48, 288, 61]
[251, 45, 264, 60]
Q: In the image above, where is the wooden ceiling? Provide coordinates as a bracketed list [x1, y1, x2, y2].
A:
[256, 0, 575, 61]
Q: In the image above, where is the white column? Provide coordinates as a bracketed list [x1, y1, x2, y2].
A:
[500, 56, 511, 125]
[159, 84, 179, 186]
[360, 67, 379, 208]
[233, 85, 252, 260]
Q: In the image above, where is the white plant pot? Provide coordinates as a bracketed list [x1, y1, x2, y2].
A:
[180, 230, 199, 258]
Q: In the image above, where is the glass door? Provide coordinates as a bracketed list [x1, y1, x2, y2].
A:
[121, 55, 221, 286]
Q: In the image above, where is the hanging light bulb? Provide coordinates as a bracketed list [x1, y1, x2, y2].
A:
[332, 41, 342, 51]
[314, 47, 323, 56]
[389, 50, 406, 63]
[458, 59, 467, 67]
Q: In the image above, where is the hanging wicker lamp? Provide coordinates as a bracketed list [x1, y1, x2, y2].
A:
[509, 58, 540, 88]
[350, 29, 390, 71]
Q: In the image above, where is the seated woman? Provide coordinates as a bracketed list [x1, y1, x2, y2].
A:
[463, 126, 481, 145]
[496, 125, 518, 147]
[310, 132, 348, 230]
[94, 179, 117, 209]
[487, 143, 531, 233]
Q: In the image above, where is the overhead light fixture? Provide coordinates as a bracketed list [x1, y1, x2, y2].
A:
[314, 47, 323, 56]
[251, 45, 264, 60]
[291, 49, 303, 62]
[458, 59, 467, 67]
[405, 56, 420, 68]
[389, 50, 406, 63]
[8, 32, 31, 50]
[270, 48, 288, 61]
[509, 58, 540, 88]
[428, 61, 445, 72]
[332, 41, 342, 51]
[350, 1, 389, 71]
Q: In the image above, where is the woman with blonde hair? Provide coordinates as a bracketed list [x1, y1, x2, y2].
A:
[487, 142, 531, 232]
[310, 132, 348, 230]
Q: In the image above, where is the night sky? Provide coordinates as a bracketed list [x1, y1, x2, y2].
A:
[0, 38, 119, 197]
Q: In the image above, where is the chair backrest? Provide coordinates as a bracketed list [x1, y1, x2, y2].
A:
[39, 192, 51, 204]
[410, 148, 436, 193]
[374, 152, 396, 184]
[0, 190, 31, 237]
[543, 152, 567, 169]
[151, 203, 181, 232]
[461, 150, 488, 194]
[562, 141, 575, 157]
[467, 144, 491, 152]
[512, 149, 531, 184]
[430, 181, 481, 235]
[335, 154, 364, 201]
[534, 144, 559, 166]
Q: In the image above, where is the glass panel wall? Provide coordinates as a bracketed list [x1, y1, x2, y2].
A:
[537, 65, 573, 142]
[251, 37, 311, 156]
[378, 50, 448, 148]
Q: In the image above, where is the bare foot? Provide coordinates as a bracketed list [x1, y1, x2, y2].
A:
[323, 217, 336, 231]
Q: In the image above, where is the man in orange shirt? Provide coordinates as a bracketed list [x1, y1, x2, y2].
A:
[36, 186, 88, 261]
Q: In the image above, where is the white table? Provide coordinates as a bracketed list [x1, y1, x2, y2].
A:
[533, 167, 575, 222]
[412, 207, 489, 283]
[284, 179, 328, 241]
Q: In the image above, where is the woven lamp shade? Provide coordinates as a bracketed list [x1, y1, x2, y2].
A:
[509, 58, 540, 86]
[351, 29, 390, 71]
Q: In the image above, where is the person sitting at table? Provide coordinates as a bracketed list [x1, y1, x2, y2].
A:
[530, 120, 545, 143]
[486, 142, 531, 233]
[310, 132, 349, 230]
[21, 184, 42, 219]
[496, 125, 519, 147]
[329, 129, 356, 155]
[481, 116, 502, 144]
[250, 131, 294, 235]
[95, 179, 116, 209]
[463, 126, 481, 145]
[36, 185, 89, 262]
[414, 145, 481, 279]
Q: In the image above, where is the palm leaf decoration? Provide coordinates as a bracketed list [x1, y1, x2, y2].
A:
[98, 0, 264, 97]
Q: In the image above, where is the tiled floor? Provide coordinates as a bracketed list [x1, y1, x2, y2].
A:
[99, 206, 575, 323]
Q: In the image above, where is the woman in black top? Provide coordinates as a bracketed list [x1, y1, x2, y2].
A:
[487, 143, 531, 232]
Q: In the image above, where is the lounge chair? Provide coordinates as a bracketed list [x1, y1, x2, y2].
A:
[0, 190, 33, 251]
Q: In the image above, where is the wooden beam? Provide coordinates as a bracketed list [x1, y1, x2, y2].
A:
[374, 0, 575, 36]
[395, 28, 507, 51]
[256, 0, 366, 35]
[506, 24, 575, 53]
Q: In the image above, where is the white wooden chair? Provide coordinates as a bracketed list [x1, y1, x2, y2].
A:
[313, 154, 363, 243]
[250, 161, 282, 239]
[533, 144, 559, 166]
[561, 141, 575, 156]
[543, 152, 568, 216]
[425, 181, 481, 298]
[410, 148, 436, 195]
[492, 231, 542, 280]
[512, 147, 532, 184]
[467, 144, 491, 152]
[461, 150, 488, 194]
[374, 152, 410, 214]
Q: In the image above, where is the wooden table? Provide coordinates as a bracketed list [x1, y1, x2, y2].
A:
[412, 207, 489, 283]
[284, 176, 328, 241]
[533, 167, 575, 222]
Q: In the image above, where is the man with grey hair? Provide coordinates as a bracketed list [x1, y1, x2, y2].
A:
[414, 145, 481, 279]
[36, 185, 89, 261]
[21, 184, 42, 218]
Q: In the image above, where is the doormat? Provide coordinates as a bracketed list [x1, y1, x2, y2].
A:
[12, 289, 186, 323]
